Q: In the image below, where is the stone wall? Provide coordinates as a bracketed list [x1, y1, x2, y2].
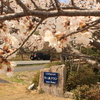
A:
[38, 64, 66, 97]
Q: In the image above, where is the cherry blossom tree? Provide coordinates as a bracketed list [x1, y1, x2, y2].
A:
[0, 0, 100, 77]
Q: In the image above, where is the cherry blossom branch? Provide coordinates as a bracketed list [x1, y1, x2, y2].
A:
[0, 10, 100, 22]
[6, 18, 44, 58]
[60, 18, 100, 40]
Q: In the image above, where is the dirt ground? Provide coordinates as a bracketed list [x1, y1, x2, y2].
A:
[0, 71, 73, 100]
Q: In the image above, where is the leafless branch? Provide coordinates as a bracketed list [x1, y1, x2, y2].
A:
[15, 0, 29, 13]
[54, 0, 61, 11]
[50, 0, 56, 8]
[31, 0, 42, 10]
[2, 0, 14, 14]
[70, 0, 86, 10]
[71, 0, 75, 6]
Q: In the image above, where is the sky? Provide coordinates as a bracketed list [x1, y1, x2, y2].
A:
[59, 0, 69, 3]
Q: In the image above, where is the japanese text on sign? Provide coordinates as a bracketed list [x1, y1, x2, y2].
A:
[44, 72, 58, 84]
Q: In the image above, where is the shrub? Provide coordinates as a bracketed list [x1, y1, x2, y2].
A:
[86, 85, 100, 100]
[72, 85, 90, 100]
[73, 85, 100, 100]
[66, 66, 98, 91]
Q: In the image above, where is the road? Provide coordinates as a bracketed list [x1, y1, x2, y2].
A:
[14, 65, 45, 72]
[13, 60, 49, 72]
[13, 60, 50, 65]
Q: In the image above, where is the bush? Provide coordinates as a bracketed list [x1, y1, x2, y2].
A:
[72, 85, 90, 100]
[73, 85, 100, 100]
[86, 85, 100, 100]
[66, 65, 98, 91]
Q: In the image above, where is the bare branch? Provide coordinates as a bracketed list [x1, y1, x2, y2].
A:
[1, 1, 14, 14]
[70, 0, 86, 10]
[54, 0, 61, 11]
[71, 0, 75, 6]
[31, 0, 42, 10]
[15, 0, 29, 13]
[50, 0, 56, 8]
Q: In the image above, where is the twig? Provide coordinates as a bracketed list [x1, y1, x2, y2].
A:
[31, 0, 42, 10]
[15, 0, 29, 13]
[54, 0, 61, 12]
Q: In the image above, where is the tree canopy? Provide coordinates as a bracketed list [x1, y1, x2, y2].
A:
[0, 0, 100, 77]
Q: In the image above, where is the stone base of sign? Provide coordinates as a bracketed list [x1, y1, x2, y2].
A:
[64, 92, 74, 99]
[38, 64, 66, 97]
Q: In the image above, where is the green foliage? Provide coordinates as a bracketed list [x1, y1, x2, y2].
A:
[93, 68, 100, 81]
[81, 47, 100, 57]
[45, 61, 63, 68]
[73, 85, 100, 100]
[72, 85, 90, 100]
[32, 71, 40, 89]
[86, 85, 100, 100]
[66, 65, 98, 91]
[97, 70, 100, 81]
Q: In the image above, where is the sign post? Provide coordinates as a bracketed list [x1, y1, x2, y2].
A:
[44, 72, 58, 84]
